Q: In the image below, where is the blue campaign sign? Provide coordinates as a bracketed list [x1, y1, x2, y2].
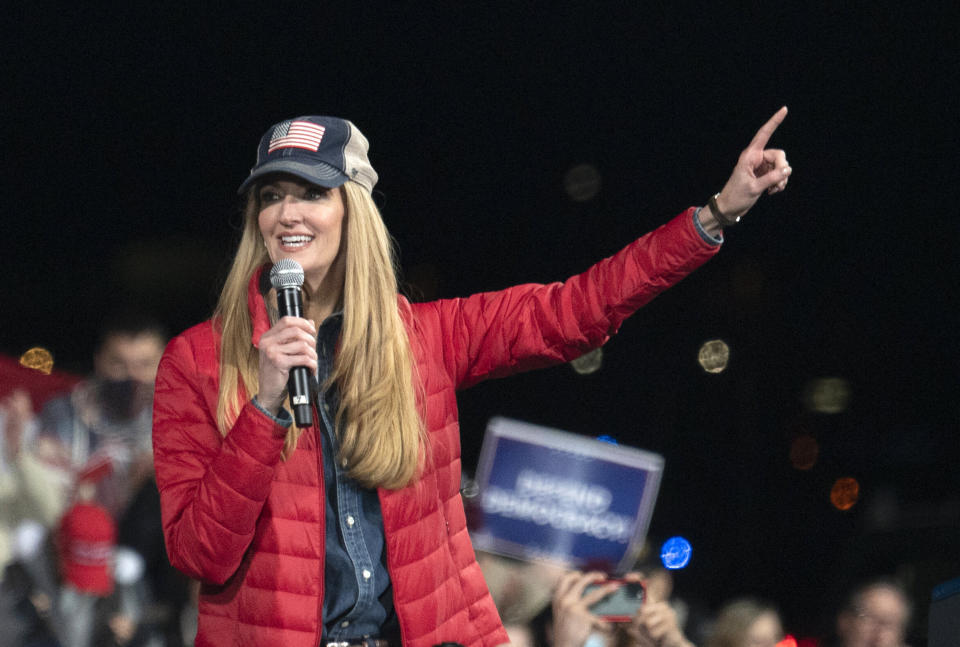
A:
[470, 417, 664, 574]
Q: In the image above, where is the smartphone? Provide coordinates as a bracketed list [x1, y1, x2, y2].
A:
[586, 580, 646, 622]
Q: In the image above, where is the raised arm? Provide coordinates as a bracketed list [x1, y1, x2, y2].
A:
[417, 109, 791, 390]
[418, 206, 720, 390]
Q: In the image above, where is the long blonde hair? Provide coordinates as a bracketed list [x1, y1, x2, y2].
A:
[213, 180, 424, 489]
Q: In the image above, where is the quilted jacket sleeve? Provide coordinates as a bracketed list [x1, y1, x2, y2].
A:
[424, 208, 720, 389]
[152, 332, 288, 585]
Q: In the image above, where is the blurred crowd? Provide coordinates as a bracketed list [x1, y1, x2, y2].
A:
[477, 549, 913, 647]
[0, 315, 194, 647]
[0, 314, 916, 647]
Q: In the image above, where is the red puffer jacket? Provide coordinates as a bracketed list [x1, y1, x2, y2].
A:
[152, 208, 719, 647]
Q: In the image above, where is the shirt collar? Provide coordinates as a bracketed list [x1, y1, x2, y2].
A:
[248, 264, 344, 347]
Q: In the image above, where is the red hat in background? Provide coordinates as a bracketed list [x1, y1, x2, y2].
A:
[57, 501, 115, 595]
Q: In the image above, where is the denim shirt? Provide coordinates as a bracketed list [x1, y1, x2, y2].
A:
[312, 314, 396, 641]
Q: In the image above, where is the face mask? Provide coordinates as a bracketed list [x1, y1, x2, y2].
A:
[96, 378, 142, 421]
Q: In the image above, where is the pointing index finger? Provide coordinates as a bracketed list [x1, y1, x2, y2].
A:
[749, 106, 788, 150]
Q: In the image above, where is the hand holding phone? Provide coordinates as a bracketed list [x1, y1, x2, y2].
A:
[552, 571, 618, 647]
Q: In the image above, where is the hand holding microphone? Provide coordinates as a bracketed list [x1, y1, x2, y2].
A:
[257, 260, 316, 427]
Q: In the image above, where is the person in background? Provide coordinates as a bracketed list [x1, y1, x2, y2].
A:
[548, 570, 695, 647]
[54, 484, 159, 647]
[38, 314, 167, 520]
[622, 566, 696, 647]
[476, 550, 566, 647]
[0, 521, 62, 647]
[153, 110, 790, 647]
[117, 461, 193, 647]
[0, 390, 70, 581]
[55, 494, 118, 647]
[833, 579, 911, 647]
[704, 598, 784, 647]
[477, 551, 565, 632]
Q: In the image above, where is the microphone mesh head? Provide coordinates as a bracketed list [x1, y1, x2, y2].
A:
[269, 259, 305, 289]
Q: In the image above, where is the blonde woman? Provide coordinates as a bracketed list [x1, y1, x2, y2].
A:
[152, 112, 791, 647]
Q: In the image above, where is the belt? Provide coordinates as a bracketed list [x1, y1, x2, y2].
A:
[324, 640, 390, 647]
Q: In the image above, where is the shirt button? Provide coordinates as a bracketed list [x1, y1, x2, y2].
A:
[341, 621, 350, 628]
[341, 458, 348, 468]
[346, 515, 355, 527]
[362, 569, 371, 580]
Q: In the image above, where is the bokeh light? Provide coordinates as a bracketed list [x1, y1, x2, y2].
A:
[19, 347, 54, 375]
[570, 347, 603, 375]
[789, 434, 819, 470]
[660, 536, 692, 570]
[830, 477, 860, 511]
[697, 340, 730, 374]
[804, 377, 851, 414]
[563, 164, 602, 202]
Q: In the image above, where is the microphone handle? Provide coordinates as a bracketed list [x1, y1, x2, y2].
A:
[276, 287, 313, 427]
[288, 368, 313, 428]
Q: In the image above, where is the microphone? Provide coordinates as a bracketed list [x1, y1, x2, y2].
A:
[269, 259, 313, 427]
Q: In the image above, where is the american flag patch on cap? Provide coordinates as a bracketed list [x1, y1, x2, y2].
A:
[268, 120, 326, 153]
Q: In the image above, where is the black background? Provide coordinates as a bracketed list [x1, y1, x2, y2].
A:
[3, 3, 957, 641]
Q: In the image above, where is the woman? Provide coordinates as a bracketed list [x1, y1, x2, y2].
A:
[153, 112, 790, 647]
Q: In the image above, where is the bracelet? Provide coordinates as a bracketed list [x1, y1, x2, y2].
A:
[709, 193, 740, 227]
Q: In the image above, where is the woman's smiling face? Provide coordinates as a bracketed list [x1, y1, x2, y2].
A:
[257, 174, 345, 290]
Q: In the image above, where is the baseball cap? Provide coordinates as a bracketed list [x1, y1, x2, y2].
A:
[238, 115, 378, 195]
[58, 502, 116, 595]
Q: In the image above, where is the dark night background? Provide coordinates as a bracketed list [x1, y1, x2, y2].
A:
[2, 3, 957, 642]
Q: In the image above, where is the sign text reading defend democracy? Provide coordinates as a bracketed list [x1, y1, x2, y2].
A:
[481, 469, 634, 543]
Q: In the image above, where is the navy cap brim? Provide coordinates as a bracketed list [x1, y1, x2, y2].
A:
[237, 159, 350, 195]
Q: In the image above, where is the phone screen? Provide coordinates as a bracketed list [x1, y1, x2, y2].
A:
[586, 581, 646, 622]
